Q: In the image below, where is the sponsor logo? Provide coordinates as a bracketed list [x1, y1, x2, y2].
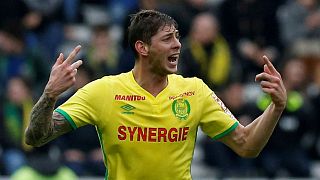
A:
[115, 95, 146, 101]
[121, 104, 135, 114]
[118, 126, 190, 142]
[169, 91, 195, 100]
[171, 98, 191, 120]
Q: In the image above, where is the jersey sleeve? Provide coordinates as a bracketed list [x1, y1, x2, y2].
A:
[55, 79, 107, 129]
[198, 80, 238, 140]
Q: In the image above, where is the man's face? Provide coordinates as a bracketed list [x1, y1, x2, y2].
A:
[146, 25, 181, 76]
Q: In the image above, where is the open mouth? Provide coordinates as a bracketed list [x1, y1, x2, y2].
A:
[168, 54, 179, 63]
[168, 57, 177, 62]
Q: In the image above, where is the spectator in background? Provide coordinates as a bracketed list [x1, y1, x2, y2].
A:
[255, 58, 315, 178]
[11, 145, 77, 180]
[202, 82, 258, 177]
[277, 0, 320, 46]
[58, 125, 105, 176]
[306, 58, 320, 160]
[11, 164, 77, 180]
[0, 76, 34, 175]
[180, 13, 234, 92]
[218, 0, 285, 83]
[277, 0, 320, 83]
[0, 76, 73, 179]
[159, 0, 214, 38]
[106, 0, 138, 26]
[22, 0, 66, 61]
[84, 24, 120, 79]
[0, 22, 49, 98]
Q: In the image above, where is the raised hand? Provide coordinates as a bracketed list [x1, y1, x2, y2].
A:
[44, 45, 83, 99]
[255, 56, 287, 110]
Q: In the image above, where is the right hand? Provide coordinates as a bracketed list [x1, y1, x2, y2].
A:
[44, 45, 83, 99]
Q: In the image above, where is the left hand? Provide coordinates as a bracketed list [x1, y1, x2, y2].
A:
[255, 56, 287, 110]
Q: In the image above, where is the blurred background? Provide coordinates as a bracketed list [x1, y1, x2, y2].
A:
[0, 0, 320, 179]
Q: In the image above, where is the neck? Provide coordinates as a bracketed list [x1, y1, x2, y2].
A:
[132, 65, 168, 97]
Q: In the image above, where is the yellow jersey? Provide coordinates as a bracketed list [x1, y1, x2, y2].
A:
[55, 71, 238, 180]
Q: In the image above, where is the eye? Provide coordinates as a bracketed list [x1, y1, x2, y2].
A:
[175, 31, 180, 39]
[162, 36, 171, 42]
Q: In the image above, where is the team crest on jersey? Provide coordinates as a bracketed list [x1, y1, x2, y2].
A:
[171, 98, 191, 120]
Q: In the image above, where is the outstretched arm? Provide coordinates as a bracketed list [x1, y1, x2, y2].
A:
[219, 56, 287, 157]
[25, 45, 83, 147]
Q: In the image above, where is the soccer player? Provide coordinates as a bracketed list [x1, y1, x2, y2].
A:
[25, 10, 287, 180]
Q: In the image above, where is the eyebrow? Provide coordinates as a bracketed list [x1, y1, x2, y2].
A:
[162, 29, 179, 38]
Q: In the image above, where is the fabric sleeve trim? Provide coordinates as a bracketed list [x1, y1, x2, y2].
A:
[212, 121, 239, 140]
[55, 108, 77, 130]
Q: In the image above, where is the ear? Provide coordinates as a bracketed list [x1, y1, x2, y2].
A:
[135, 40, 149, 56]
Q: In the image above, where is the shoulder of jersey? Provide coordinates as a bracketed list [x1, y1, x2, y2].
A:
[99, 72, 130, 82]
[81, 73, 128, 91]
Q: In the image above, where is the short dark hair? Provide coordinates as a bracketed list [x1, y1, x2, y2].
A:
[128, 10, 178, 58]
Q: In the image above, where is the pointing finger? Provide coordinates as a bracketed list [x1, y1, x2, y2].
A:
[262, 55, 278, 75]
[64, 45, 82, 65]
[264, 64, 272, 74]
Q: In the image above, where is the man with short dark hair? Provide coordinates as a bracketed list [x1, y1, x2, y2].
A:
[25, 10, 287, 180]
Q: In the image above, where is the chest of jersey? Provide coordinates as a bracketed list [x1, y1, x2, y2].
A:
[100, 88, 199, 144]
[95, 85, 200, 179]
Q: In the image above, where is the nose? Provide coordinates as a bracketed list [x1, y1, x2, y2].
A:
[172, 37, 181, 50]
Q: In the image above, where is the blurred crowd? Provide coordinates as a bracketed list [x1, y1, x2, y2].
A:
[0, 0, 320, 179]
